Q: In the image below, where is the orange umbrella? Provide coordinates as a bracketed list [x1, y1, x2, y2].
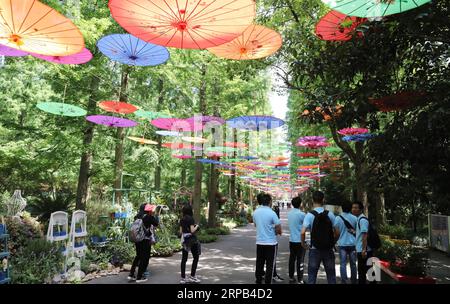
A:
[207, 24, 282, 60]
[127, 136, 158, 145]
[108, 0, 256, 49]
[98, 101, 138, 114]
[0, 0, 84, 56]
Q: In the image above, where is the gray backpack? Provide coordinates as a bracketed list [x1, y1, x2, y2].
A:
[129, 219, 146, 243]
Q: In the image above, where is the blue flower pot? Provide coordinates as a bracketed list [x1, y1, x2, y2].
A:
[75, 228, 82, 233]
[91, 236, 99, 243]
[100, 236, 107, 242]
[60, 231, 66, 236]
[53, 231, 60, 237]
[0, 224, 5, 235]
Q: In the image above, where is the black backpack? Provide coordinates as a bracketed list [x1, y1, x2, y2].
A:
[339, 215, 356, 236]
[357, 217, 381, 250]
[311, 210, 335, 250]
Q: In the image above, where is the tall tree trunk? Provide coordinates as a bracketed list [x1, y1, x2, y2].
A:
[181, 167, 186, 188]
[154, 79, 164, 191]
[375, 191, 386, 227]
[75, 78, 99, 210]
[193, 66, 207, 223]
[208, 163, 218, 228]
[113, 67, 130, 204]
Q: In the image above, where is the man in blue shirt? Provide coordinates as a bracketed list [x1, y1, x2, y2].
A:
[253, 193, 282, 284]
[334, 201, 357, 284]
[301, 191, 337, 284]
[287, 196, 306, 284]
[352, 201, 372, 284]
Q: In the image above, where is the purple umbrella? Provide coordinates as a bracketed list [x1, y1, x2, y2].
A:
[0, 44, 28, 57]
[86, 115, 138, 128]
[31, 48, 92, 65]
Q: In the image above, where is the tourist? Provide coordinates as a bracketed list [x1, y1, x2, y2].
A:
[272, 202, 284, 283]
[352, 201, 373, 284]
[179, 204, 201, 284]
[253, 193, 282, 284]
[287, 196, 306, 284]
[129, 203, 159, 283]
[334, 201, 358, 284]
[301, 191, 337, 284]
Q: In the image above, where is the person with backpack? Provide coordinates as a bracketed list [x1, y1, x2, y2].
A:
[128, 203, 159, 283]
[179, 204, 201, 284]
[287, 196, 306, 284]
[301, 191, 337, 284]
[334, 201, 358, 284]
[253, 193, 282, 284]
[352, 201, 380, 284]
[271, 202, 284, 283]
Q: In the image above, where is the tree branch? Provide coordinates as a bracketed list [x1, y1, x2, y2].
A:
[328, 121, 357, 163]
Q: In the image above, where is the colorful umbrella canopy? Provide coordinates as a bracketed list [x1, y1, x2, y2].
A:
[155, 130, 181, 137]
[36, 102, 87, 117]
[0, 44, 28, 56]
[297, 136, 327, 143]
[337, 127, 369, 136]
[0, 0, 84, 56]
[207, 24, 282, 60]
[127, 136, 158, 145]
[368, 91, 427, 112]
[223, 142, 248, 148]
[187, 116, 225, 125]
[182, 137, 208, 144]
[134, 109, 170, 120]
[206, 152, 227, 158]
[342, 133, 376, 142]
[151, 118, 202, 132]
[98, 101, 138, 114]
[297, 152, 319, 158]
[315, 10, 366, 41]
[206, 146, 238, 153]
[162, 142, 193, 149]
[86, 115, 138, 128]
[172, 154, 192, 159]
[97, 34, 169, 66]
[196, 159, 222, 165]
[239, 156, 258, 160]
[227, 116, 285, 131]
[321, 0, 431, 18]
[31, 48, 93, 65]
[108, 0, 256, 49]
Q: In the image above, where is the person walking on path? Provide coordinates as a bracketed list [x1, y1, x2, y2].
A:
[253, 193, 282, 284]
[129, 203, 159, 283]
[334, 201, 358, 284]
[301, 191, 337, 284]
[179, 204, 201, 284]
[352, 201, 373, 284]
[287, 196, 306, 284]
[272, 202, 284, 283]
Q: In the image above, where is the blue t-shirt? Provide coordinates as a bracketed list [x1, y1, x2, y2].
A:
[287, 208, 305, 243]
[356, 214, 371, 253]
[334, 212, 357, 247]
[253, 206, 281, 245]
[302, 207, 336, 249]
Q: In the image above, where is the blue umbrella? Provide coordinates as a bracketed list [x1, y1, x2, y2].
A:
[196, 159, 222, 165]
[97, 34, 170, 66]
[342, 133, 376, 142]
[226, 115, 285, 131]
[155, 130, 181, 137]
[239, 156, 258, 160]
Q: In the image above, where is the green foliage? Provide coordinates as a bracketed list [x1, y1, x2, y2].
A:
[27, 191, 75, 223]
[204, 227, 230, 236]
[10, 239, 63, 284]
[5, 212, 43, 255]
[152, 238, 182, 257]
[105, 241, 135, 267]
[197, 231, 218, 243]
[379, 224, 410, 240]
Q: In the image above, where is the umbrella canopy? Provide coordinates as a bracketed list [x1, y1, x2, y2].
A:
[239, 156, 258, 160]
[36, 102, 87, 117]
[186, 116, 225, 125]
[206, 152, 227, 158]
[321, 0, 431, 18]
[297, 152, 319, 158]
[182, 137, 208, 144]
[172, 154, 192, 159]
[108, 0, 256, 49]
[338, 127, 369, 136]
[0, 44, 28, 56]
[207, 24, 282, 60]
[223, 142, 248, 148]
[206, 146, 238, 153]
[369, 91, 427, 112]
[227, 115, 285, 131]
[127, 136, 158, 145]
[86, 115, 138, 128]
[0, 0, 84, 56]
[31, 48, 92, 65]
[196, 159, 222, 165]
[342, 133, 376, 142]
[134, 109, 170, 120]
[97, 34, 169, 66]
[162, 142, 192, 149]
[151, 118, 202, 132]
[315, 10, 366, 41]
[155, 130, 181, 137]
[98, 101, 138, 114]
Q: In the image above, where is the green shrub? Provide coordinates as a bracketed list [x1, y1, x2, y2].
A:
[105, 241, 135, 267]
[377, 237, 398, 262]
[390, 245, 430, 277]
[197, 231, 217, 243]
[5, 212, 43, 255]
[10, 239, 63, 284]
[379, 225, 409, 240]
[204, 226, 230, 235]
[27, 191, 75, 224]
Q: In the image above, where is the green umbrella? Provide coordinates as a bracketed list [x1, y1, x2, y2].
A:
[297, 158, 320, 164]
[134, 109, 170, 120]
[324, 146, 342, 154]
[321, 0, 431, 18]
[36, 102, 87, 117]
[206, 146, 238, 153]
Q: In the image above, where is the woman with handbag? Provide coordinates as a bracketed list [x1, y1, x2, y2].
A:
[179, 204, 201, 284]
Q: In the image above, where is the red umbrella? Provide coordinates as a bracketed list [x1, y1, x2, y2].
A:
[162, 142, 193, 149]
[98, 101, 138, 114]
[108, 0, 256, 49]
[369, 91, 427, 112]
[315, 10, 366, 41]
[223, 142, 248, 148]
[151, 118, 203, 132]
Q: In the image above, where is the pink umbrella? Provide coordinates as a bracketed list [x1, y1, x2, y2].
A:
[151, 118, 203, 132]
[86, 115, 138, 128]
[172, 154, 192, 159]
[337, 127, 369, 136]
[31, 48, 92, 65]
[0, 44, 28, 56]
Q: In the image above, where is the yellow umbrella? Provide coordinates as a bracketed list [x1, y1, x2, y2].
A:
[127, 136, 158, 145]
[182, 136, 208, 144]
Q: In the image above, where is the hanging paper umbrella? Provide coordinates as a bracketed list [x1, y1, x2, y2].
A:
[127, 136, 158, 145]
[172, 154, 192, 159]
[36, 102, 87, 117]
[321, 0, 431, 18]
[155, 130, 181, 137]
[337, 127, 369, 136]
[342, 133, 376, 142]
[325, 146, 342, 154]
[162, 142, 193, 149]
[152, 118, 202, 132]
[31, 48, 93, 65]
[206, 146, 238, 154]
[186, 116, 225, 126]
[98, 101, 138, 114]
[97, 34, 169, 66]
[239, 155, 259, 160]
[207, 24, 282, 60]
[196, 159, 222, 165]
[297, 152, 319, 158]
[135, 109, 170, 120]
[223, 142, 248, 148]
[270, 156, 289, 161]
[108, 0, 256, 49]
[297, 136, 327, 143]
[86, 115, 138, 128]
[206, 152, 227, 158]
[182, 137, 208, 144]
[0, 0, 84, 56]
[315, 10, 366, 41]
[227, 116, 285, 131]
[0, 44, 28, 57]
[368, 91, 427, 112]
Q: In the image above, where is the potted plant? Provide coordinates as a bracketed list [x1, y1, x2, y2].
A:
[75, 222, 83, 233]
[90, 227, 100, 243]
[0, 223, 5, 235]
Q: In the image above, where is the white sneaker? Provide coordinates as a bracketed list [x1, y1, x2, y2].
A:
[189, 275, 201, 283]
[136, 278, 148, 283]
[127, 276, 136, 281]
[272, 275, 284, 282]
[180, 277, 189, 284]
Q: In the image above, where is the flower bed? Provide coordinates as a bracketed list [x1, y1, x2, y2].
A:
[379, 260, 436, 284]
